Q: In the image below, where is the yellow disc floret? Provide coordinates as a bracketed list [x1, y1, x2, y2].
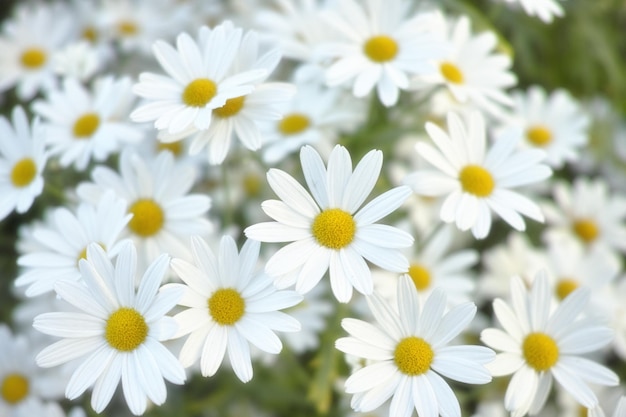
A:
[572, 219, 599, 243]
[156, 140, 183, 156]
[312, 208, 356, 250]
[363, 35, 399, 63]
[20, 47, 47, 69]
[522, 332, 559, 371]
[526, 125, 552, 147]
[182, 78, 217, 107]
[459, 165, 495, 197]
[408, 264, 431, 291]
[440, 62, 464, 84]
[555, 279, 579, 301]
[10, 158, 37, 188]
[128, 199, 165, 237]
[278, 113, 310, 136]
[105, 307, 148, 352]
[1, 373, 29, 404]
[209, 288, 245, 325]
[117, 20, 139, 36]
[73, 113, 101, 138]
[394, 336, 434, 376]
[214, 96, 246, 118]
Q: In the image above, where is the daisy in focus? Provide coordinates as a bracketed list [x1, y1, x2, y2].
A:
[131, 21, 267, 135]
[498, 0, 565, 23]
[480, 272, 619, 417]
[167, 235, 302, 382]
[336, 274, 494, 417]
[319, 0, 446, 106]
[404, 111, 552, 239]
[0, 106, 47, 221]
[33, 243, 186, 416]
[245, 144, 413, 303]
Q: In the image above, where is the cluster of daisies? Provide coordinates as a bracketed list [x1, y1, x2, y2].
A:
[1, 1, 625, 417]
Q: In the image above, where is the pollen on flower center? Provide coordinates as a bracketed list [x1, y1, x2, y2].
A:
[20, 47, 47, 69]
[363, 35, 399, 63]
[156, 140, 183, 156]
[408, 264, 431, 291]
[555, 278, 579, 301]
[459, 165, 495, 197]
[572, 218, 599, 243]
[440, 62, 464, 84]
[1, 373, 29, 404]
[208, 288, 245, 325]
[10, 158, 37, 188]
[214, 96, 246, 118]
[73, 113, 101, 138]
[105, 307, 148, 352]
[394, 336, 434, 375]
[182, 78, 217, 107]
[526, 125, 552, 146]
[278, 113, 310, 136]
[312, 208, 356, 250]
[522, 332, 559, 371]
[128, 199, 165, 237]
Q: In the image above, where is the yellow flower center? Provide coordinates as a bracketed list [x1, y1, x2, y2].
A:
[572, 219, 599, 243]
[105, 307, 148, 352]
[77, 243, 106, 266]
[156, 141, 183, 156]
[10, 158, 37, 188]
[213, 96, 246, 118]
[117, 20, 139, 36]
[394, 336, 434, 376]
[73, 113, 101, 138]
[555, 278, 579, 301]
[459, 165, 495, 197]
[1, 373, 29, 404]
[182, 78, 217, 107]
[363, 35, 398, 63]
[208, 288, 245, 325]
[440, 62, 464, 84]
[408, 264, 431, 291]
[128, 199, 165, 237]
[526, 125, 552, 147]
[522, 332, 559, 371]
[20, 47, 47, 69]
[312, 208, 356, 250]
[82, 26, 98, 42]
[242, 173, 262, 197]
[278, 113, 310, 136]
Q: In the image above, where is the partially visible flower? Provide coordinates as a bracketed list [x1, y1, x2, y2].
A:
[497, 0, 565, 23]
[52, 41, 102, 81]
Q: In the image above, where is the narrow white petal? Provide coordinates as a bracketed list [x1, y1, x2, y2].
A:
[552, 363, 599, 408]
[267, 168, 320, 217]
[390, 376, 414, 417]
[427, 371, 461, 417]
[200, 325, 227, 377]
[344, 361, 398, 393]
[431, 302, 476, 348]
[413, 375, 438, 417]
[227, 329, 253, 382]
[480, 328, 521, 354]
[485, 352, 524, 377]
[559, 356, 619, 386]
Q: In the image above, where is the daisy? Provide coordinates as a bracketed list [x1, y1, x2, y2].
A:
[319, 0, 446, 106]
[336, 274, 494, 417]
[404, 111, 552, 239]
[0, 2, 74, 100]
[15, 191, 131, 297]
[415, 15, 517, 118]
[589, 396, 626, 417]
[498, 0, 565, 23]
[167, 235, 302, 382]
[131, 21, 268, 135]
[245, 144, 414, 303]
[76, 150, 213, 268]
[480, 272, 619, 417]
[32, 76, 144, 171]
[33, 243, 186, 416]
[0, 106, 47, 221]
[507, 86, 589, 168]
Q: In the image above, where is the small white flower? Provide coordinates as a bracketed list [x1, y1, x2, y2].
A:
[498, 0, 565, 23]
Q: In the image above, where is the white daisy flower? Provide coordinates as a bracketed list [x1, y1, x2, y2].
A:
[0, 3, 74, 100]
[52, 40, 103, 82]
[498, 0, 565, 23]
[542, 178, 626, 255]
[507, 86, 589, 168]
[15, 191, 131, 297]
[32, 76, 144, 171]
[76, 150, 213, 268]
[404, 111, 552, 239]
[481, 272, 619, 417]
[33, 243, 186, 416]
[416, 15, 517, 118]
[337, 274, 494, 417]
[245, 144, 414, 303]
[167, 235, 302, 382]
[131, 21, 268, 135]
[319, 0, 446, 106]
[0, 106, 47, 221]
[589, 395, 626, 417]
